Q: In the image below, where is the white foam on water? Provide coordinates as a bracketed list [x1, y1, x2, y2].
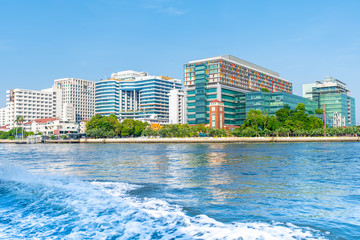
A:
[0, 164, 329, 240]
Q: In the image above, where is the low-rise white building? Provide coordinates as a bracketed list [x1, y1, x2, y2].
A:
[24, 117, 79, 135]
[168, 89, 186, 124]
[0, 125, 10, 132]
[79, 119, 90, 134]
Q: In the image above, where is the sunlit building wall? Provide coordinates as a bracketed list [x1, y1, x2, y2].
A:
[53, 78, 95, 122]
[169, 89, 186, 124]
[5, 89, 54, 128]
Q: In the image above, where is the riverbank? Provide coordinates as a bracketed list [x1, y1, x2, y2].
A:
[1, 136, 360, 144]
[81, 136, 360, 143]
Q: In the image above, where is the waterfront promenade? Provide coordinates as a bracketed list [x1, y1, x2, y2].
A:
[1, 136, 360, 144]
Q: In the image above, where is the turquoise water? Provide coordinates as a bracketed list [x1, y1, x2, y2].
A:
[0, 143, 359, 239]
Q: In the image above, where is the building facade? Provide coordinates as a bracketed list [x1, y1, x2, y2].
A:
[95, 71, 182, 124]
[0, 108, 6, 127]
[185, 55, 292, 126]
[5, 89, 55, 128]
[209, 100, 225, 129]
[303, 76, 356, 126]
[53, 78, 95, 122]
[168, 89, 186, 124]
[24, 117, 79, 135]
[245, 91, 318, 116]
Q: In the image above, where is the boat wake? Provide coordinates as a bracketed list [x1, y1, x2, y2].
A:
[0, 164, 329, 239]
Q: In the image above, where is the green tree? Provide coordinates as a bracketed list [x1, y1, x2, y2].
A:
[308, 116, 323, 130]
[0, 131, 10, 139]
[133, 120, 146, 136]
[278, 127, 291, 137]
[142, 127, 158, 137]
[244, 110, 265, 130]
[275, 108, 291, 123]
[231, 127, 242, 137]
[265, 115, 279, 131]
[208, 128, 227, 137]
[14, 116, 24, 139]
[315, 108, 323, 114]
[121, 119, 135, 137]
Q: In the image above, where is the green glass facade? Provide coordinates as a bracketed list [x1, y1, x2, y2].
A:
[318, 94, 356, 126]
[245, 92, 318, 115]
[187, 86, 246, 126]
[194, 65, 207, 124]
[303, 77, 356, 126]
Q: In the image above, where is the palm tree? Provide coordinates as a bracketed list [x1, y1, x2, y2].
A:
[14, 116, 20, 139]
[14, 116, 25, 139]
[19, 116, 25, 139]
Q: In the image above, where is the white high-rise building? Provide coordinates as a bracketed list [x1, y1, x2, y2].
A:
[168, 89, 186, 124]
[0, 108, 6, 127]
[62, 103, 75, 122]
[6, 89, 55, 128]
[53, 78, 95, 122]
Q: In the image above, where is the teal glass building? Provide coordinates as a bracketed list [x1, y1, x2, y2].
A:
[245, 91, 318, 115]
[303, 76, 356, 126]
[185, 55, 292, 126]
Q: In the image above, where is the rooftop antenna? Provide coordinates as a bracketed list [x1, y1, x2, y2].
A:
[105, 68, 107, 80]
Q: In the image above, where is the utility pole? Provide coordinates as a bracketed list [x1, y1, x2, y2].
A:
[323, 104, 326, 137]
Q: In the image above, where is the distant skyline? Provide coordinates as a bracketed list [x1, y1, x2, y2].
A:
[1, 0, 359, 123]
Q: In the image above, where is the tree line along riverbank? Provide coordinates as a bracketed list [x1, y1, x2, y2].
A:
[1, 136, 360, 144]
[84, 103, 359, 138]
[1, 103, 359, 141]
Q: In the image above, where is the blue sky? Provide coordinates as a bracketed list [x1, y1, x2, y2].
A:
[1, 0, 359, 123]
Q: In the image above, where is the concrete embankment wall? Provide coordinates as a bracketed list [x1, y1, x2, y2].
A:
[1, 137, 359, 144]
[0, 140, 27, 144]
[80, 137, 360, 143]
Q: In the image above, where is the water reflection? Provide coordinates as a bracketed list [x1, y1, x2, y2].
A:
[1, 142, 360, 238]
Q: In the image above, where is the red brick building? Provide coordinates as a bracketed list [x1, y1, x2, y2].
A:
[209, 100, 225, 129]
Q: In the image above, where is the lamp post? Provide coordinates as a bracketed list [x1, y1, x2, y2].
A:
[323, 104, 326, 137]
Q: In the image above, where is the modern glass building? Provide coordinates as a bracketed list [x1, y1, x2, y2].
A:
[303, 76, 356, 126]
[245, 91, 318, 115]
[184, 55, 293, 126]
[95, 71, 182, 124]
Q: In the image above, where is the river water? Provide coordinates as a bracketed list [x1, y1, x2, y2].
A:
[0, 142, 359, 239]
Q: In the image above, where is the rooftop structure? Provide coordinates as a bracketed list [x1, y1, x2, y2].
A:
[111, 70, 148, 80]
[303, 76, 350, 99]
